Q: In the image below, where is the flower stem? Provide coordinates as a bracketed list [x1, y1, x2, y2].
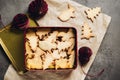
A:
[81, 66, 104, 78]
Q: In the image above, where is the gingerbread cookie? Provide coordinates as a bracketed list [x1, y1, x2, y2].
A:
[36, 28, 51, 40]
[57, 29, 74, 41]
[26, 30, 38, 52]
[43, 52, 54, 70]
[67, 50, 75, 68]
[85, 7, 101, 22]
[55, 58, 68, 69]
[26, 54, 43, 69]
[81, 22, 95, 40]
[58, 4, 75, 22]
[39, 40, 57, 52]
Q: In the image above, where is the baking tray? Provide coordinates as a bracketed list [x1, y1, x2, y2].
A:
[0, 16, 38, 73]
[24, 27, 77, 71]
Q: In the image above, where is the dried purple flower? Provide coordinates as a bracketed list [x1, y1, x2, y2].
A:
[79, 47, 104, 77]
[28, 0, 48, 20]
[12, 13, 29, 30]
[79, 47, 92, 66]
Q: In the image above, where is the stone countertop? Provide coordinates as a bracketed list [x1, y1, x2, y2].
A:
[0, 0, 120, 80]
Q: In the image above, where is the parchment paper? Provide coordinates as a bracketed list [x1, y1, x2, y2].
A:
[4, 0, 111, 80]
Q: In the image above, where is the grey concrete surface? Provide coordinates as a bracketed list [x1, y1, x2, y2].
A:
[0, 45, 10, 80]
[0, 0, 120, 80]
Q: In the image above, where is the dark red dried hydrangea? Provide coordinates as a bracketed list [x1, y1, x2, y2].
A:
[79, 47, 104, 77]
[79, 47, 92, 66]
[12, 13, 29, 30]
[28, 0, 48, 20]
